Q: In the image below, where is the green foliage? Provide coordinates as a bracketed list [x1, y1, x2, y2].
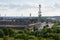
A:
[0, 38, 3, 40]
[14, 34, 27, 40]
[2, 27, 9, 36]
[28, 36, 38, 40]
[40, 38, 46, 40]
[24, 27, 30, 34]
[18, 30, 24, 34]
[0, 30, 4, 38]
[3, 36, 9, 40]
[8, 28, 15, 37]
[53, 34, 60, 40]
[28, 31, 34, 36]
[46, 38, 54, 40]
[52, 27, 60, 33]
[0, 25, 60, 40]
[33, 26, 38, 32]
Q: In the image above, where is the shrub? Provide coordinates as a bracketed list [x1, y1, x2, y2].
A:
[17, 30, 24, 34]
[3, 36, 9, 40]
[28, 36, 38, 40]
[14, 34, 27, 40]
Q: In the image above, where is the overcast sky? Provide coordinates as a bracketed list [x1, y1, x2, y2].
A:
[0, 0, 60, 16]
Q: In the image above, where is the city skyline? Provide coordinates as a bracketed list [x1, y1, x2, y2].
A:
[0, 0, 60, 16]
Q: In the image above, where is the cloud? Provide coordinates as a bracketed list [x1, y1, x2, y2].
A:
[0, 0, 60, 16]
[54, 3, 60, 8]
[0, 2, 37, 9]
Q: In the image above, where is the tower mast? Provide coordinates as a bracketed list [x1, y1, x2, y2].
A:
[30, 13, 31, 17]
[38, 4, 41, 22]
[37, 4, 42, 30]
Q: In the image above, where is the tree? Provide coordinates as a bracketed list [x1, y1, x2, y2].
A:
[3, 36, 9, 40]
[0, 30, 4, 38]
[54, 34, 60, 40]
[24, 26, 30, 34]
[18, 30, 24, 34]
[8, 28, 15, 37]
[28, 36, 38, 40]
[33, 26, 38, 32]
[14, 34, 27, 40]
[40, 38, 46, 40]
[2, 27, 9, 36]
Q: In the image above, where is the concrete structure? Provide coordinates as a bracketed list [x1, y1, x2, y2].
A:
[28, 22, 54, 30]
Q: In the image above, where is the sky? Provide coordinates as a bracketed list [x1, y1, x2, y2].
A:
[0, 0, 60, 17]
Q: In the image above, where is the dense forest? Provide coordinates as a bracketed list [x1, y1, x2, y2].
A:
[0, 23, 60, 40]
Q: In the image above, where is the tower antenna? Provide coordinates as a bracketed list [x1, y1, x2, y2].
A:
[38, 4, 41, 22]
[30, 13, 31, 17]
[38, 4, 41, 18]
[37, 4, 42, 30]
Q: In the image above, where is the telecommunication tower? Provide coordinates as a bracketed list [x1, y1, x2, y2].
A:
[38, 4, 41, 22]
[30, 13, 31, 17]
